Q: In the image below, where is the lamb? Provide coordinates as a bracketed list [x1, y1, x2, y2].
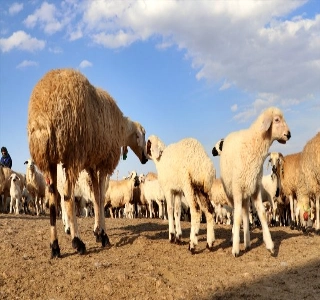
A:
[212, 107, 291, 257]
[27, 68, 148, 258]
[146, 135, 216, 253]
[297, 132, 320, 234]
[0, 166, 25, 213]
[138, 174, 166, 219]
[21, 187, 33, 214]
[24, 159, 47, 216]
[210, 178, 233, 225]
[9, 173, 22, 214]
[104, 171, 139, 218]
[261, 152, 283, 226]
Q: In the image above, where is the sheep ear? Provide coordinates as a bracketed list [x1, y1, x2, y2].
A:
[261, 114, 273, 132]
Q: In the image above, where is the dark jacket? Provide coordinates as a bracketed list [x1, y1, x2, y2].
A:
[0, 153, 12, 169]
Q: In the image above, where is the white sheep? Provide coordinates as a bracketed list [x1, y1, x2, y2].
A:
[210, 178, 232, 224]
[213, 107, 291, 257]
[0, 166, 26, 213]
[146, 135, 216, 253]
[24, 159, 47, 216]
[104, 171, 139, 218]
[139, 174, 166, 219]
[9, 173, 22, 214]
[27, 68, 148, 258]
[261, 152, 283, 226]
[297, 132, 320, 234]
[21, 186, 33, 214]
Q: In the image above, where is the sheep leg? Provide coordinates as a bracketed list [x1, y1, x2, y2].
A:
[202, 198, 215, 250]
[316, 196, 320, 233]
[64, 178, 86, 255]
[60, 196, 71, 234]
[186, 190, 201, 253]
[242, 199, 251, 251]
[253, 192, 274, 254]
[173, 194, 182, 244]
[92, 171, 109, 247]
[166, 193, 175, 243]
[47, 166, 61, 258]
[232, 198, 242, 257]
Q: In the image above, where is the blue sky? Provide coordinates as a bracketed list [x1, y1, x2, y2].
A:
[0, 0, 319, 180]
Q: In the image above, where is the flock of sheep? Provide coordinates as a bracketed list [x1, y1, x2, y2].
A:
[0, 68, 319, 259]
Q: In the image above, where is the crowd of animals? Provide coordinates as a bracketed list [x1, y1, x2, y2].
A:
[1, 68, 319, 259]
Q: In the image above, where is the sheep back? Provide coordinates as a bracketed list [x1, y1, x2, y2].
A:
[156, 138, 215, 195]
[28, 68, 126, 184]
[299, 132, 320, 195]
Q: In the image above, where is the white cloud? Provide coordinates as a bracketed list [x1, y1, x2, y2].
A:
[16, 60, 38, 69]
[219, 80, 231, 91]
[0, 31, 45, 52]
[23, 2, 64, 34]
[79, 60, 92, 68]
[231, 104, 238, 112]
[48, 46, 63, 54]
[9, 3, 23, 15]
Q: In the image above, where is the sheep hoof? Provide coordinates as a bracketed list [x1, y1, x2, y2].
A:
[206, 243, 214, 251]
[170, 233, 175, 243]
[72, 237, 86, 255]
[315, 229, 320, 236]
[100, 230, 110, 247]
[175, 239, 182, 245]
[65, 228, 71, 235]
[188, 243, 196, 254]
[50, 239, 61, 259]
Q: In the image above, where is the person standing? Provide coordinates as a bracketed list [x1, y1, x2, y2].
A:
[0, 146, 12, 169]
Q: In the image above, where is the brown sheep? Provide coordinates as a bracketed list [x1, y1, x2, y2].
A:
[27, 68, 148, 258]
[279, 152, 301, 228]
[297, 132, 320, 234]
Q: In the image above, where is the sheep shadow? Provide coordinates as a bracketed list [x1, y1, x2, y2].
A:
[193, 226, 304, 257]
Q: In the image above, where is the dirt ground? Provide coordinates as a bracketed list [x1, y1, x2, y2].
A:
[0, 214, 319, 300]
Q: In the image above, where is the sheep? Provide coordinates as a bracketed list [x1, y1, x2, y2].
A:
[278, 152, 302, 228]
[21, 187, 33, 214]
[27, 68, 148, 258]
[0, 166, 25, 213]
[297, 132, 320, 234]
[210, 178, 232, 224]
[212, 107, 291, 257]
[9, 173, 22, 214]
[24, 159, 47, 216]
[104, 171, 139, 218]
[146, 135, 216, 253]
[138, 173, 166, 219]
[261, 152, 283, 226]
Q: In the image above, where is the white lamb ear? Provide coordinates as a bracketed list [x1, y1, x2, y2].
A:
[261, 114, 273, 132]
[152, 143, 162, 160]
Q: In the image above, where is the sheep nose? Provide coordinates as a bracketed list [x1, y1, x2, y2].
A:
[286, 131, 291, 140]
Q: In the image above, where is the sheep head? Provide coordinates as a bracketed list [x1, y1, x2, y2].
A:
[146, 135, 165, 161]
[9, 173, 20, 182]
[125, 121, 148, 164]
[259, 107, 291, 144]
[212, 138, 224, 156]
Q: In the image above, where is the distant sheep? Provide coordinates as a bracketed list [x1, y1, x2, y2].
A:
[213, 107, 291, 257]
[0, 166, 25, 213]
[278, 152, 302, 228]
[24, 159, 46, 216]
[27, 68, 148, 258]
[147, 135, 216, 253]
[9, 173, 22, 214]
[105, 171, 139, 218]
[297, 132, 320, 234]
[261, 152, 283, 225]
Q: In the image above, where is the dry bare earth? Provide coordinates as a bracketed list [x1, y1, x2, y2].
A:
[0, 214, 319, 300]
